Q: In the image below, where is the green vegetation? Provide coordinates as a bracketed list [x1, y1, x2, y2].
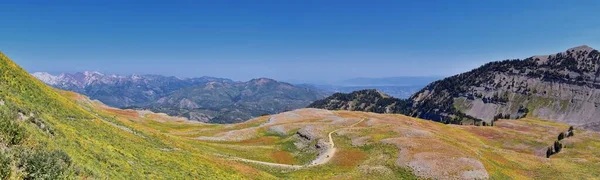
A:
[19, 149, 73, 179]
[308, 89, 413, 115]
[0, 151, 11, 179]
[558, 132, 565, 141]
[554, 141, 563, 153]
[0, 110, 26, 146]
[0, 52, 264, 179]
[546, 147, 553, 158]
[546, 127, 575, 158]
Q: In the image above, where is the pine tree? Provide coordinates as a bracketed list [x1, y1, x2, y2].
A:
[568, 126, 574, 137]
[546, 147, 553, 158]
[554, 141, 563, 153]
[558, 132, 565, 141]
[569, 130, 575, 137]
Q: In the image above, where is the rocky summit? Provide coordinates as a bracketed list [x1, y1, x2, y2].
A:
[411, 45, 600, 128]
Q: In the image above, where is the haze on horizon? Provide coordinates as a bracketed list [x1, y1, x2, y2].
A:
[1, 0, 600, 83]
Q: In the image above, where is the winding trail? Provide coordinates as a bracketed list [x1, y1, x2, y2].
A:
[227, 118, 367, 169]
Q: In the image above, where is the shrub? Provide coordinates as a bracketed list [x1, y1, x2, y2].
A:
[0, 151, 11, 179]
[19, 150, 72, 179]
[0, 115, 26, 146]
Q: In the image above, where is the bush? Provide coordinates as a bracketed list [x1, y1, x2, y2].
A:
[0, 115, 26, 146]
[19, 150, 72, 179]
[0, 151, 11, 179]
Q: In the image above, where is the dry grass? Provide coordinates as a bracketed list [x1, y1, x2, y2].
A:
[333, 149, 367, 168]
[270, 150, 295, 164]
[61, 94, 600, 179]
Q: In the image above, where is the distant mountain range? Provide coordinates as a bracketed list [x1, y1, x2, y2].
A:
[32, 72, 327, 123]
[302, 84, 425, 99]
[338, 76, 441, 86]
[298, 76, 439, 99]
[32, 72, 438, 123]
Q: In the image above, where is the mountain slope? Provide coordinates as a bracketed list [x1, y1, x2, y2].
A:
[410, 45, 600, 127]
[150, 78, 328, 123]
[308, 89, 412, 114]
[310, 46, 600, 128]
[0, 52, 271, 179]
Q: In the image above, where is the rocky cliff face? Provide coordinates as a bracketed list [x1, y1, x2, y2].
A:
[411, 45, 600, 128]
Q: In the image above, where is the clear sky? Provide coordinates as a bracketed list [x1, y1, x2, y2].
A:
[1, 0, 600, 83]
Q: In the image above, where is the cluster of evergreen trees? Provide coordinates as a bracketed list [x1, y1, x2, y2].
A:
[546, 126, 575, 158]
[307, 89, 413, 115]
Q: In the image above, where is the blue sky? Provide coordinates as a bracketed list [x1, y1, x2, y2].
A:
[1, 0, 600, 83]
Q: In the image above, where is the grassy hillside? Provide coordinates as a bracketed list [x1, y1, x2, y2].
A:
[0, 52, 273, 179]
[110, 104, 600, 179]
[1, 51, 599, 179]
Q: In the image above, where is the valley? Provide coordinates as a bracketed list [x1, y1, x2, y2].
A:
[56, 94, 600, 179]
[1, 50, 600, 179]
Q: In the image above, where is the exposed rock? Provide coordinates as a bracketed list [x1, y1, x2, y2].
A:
[178, 99, 200, 109]
[188, 112, 211, 123]
[382, 138, 489, 180]
[411, 45, 600, 129]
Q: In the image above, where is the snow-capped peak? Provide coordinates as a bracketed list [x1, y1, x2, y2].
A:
[83, 71, 104, 76]
[31, 72, 60, 85]
[131, 74, 142, 81]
